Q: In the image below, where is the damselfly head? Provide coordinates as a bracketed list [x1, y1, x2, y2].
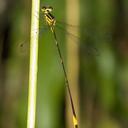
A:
[41, 6, 53, 14]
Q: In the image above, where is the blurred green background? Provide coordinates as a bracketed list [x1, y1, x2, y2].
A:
[0, 0, 128, 128]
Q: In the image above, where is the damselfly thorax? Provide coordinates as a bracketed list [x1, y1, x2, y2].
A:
[41, 6, 56, 27]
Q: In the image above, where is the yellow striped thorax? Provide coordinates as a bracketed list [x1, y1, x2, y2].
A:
[41, 6, 56, 27]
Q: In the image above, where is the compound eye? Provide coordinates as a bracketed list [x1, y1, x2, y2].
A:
[41, 6, 46, 11]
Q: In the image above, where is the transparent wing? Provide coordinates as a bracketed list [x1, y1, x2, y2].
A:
[55, 22, 98, 56]
[55, 20, 112, 56]
[18, 20, 49, 48]
[57, 20, 112, 40]
[18, 13, 112, 57]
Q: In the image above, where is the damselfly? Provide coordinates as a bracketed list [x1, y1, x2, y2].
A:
[19, 5, 111, 127]
[41, 6, 78, 128]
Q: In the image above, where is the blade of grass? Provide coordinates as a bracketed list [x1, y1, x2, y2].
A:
[27, 0, 40, 128]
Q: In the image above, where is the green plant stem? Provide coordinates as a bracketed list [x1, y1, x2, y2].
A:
[27, 0, 40, 128]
